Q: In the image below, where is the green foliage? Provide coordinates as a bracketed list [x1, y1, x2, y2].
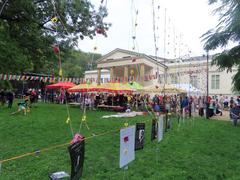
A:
[0, 0, 107, 74]
[62, 50, 101, 77]
[1, 103, 240, 179]
[0, 80, 13, 90]
[203, 0, 240, 91]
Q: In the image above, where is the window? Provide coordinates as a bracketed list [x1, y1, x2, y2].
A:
[171, 74, 178, 84]
[211, 75, 220, 89]
[190, 75, 198, 88]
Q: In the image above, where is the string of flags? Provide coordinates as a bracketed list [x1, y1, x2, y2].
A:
[0, 69, 205, 84]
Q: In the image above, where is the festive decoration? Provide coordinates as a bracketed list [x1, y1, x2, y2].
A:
[59, 68, 63, 77]
[51, 16, 58, 23]
[53, 45, 60, 54]
[46, 82, 76, 89]
[96, 28, 105, 34]
[71, 133, 84, 144]
[82, 115, 86, 122]
[0, 68, 205, 84]
[66, 117, 70, 124]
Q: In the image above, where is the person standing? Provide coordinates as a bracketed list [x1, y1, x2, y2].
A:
[230, 97, 234, 109]
[181, 96, 189, 119]
[230, 103, 240, 126]
[198, 96, 204, 117]
[7, 90, 14, 108]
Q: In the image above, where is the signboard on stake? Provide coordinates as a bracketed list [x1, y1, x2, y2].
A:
[151, 119, 158, 141]
[68, 137, 85, 180]
[157, 116, 164, 142]
[119, 126, 135, 168]
[135, 123, 145, 150]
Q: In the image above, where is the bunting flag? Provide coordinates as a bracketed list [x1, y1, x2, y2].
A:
[21, 75, 26, 81]
[3, 74, 7, 80]
[0, 69, 204, 84]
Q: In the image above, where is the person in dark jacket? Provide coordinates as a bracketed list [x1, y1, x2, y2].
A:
[230, 103, 240, 126]
[7, 90, 14, 108]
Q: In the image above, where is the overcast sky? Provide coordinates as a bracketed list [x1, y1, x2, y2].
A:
[77, 0, 223, 58]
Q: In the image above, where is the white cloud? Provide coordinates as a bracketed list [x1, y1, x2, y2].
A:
[77, 0, 228, 57]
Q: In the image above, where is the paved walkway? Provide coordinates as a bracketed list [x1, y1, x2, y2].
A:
[192, 110, 230, 121]
[211, 110, 230, 121]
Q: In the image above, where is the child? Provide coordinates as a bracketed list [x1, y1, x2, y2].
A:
[11, 99, 30, 115]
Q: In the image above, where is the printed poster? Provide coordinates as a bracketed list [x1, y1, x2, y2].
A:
[151, 119, 158, 141]
[135, 123, 145, 150]
[157, 116, 164, 142]
[68, 139, 85, 180]
[119, 125, 136, 168]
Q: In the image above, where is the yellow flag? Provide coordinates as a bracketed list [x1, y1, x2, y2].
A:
[51, 16, 58, 23]
[66, 117, 70, 124]
[82, 115, 86, 122]
[59, 68, 63, 77]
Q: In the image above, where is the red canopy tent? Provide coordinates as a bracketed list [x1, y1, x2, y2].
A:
[45, 82, 76, 90]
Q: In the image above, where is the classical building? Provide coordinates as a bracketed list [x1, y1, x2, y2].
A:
[84, 48, 237, 96]
[84, 69, 110, 83]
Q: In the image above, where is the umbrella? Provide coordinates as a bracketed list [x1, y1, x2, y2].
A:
[46, 82, 76, 90]
[141, 83, 162, 93]
[68, 83, 104, 93]
[142, 83, 186, 93]
[69, 82, 133, 94]
[99, 83, 133, 93]
[125, 82, 143, 91]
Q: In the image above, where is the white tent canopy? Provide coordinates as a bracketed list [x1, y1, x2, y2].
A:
[172, 83, 203, 96]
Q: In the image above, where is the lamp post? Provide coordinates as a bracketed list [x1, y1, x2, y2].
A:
[206, 50, 209, 119]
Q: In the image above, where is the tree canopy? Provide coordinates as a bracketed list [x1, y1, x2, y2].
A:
[0, 0, 109, 76]
[202, 0, 240, 91]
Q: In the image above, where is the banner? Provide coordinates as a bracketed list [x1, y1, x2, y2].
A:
[151, 119, 158, 141]
[157, 116, 164, 142]
[135, 123, 145, 150]
[68, 139, 85, 180]
[119, 126, 135, 168]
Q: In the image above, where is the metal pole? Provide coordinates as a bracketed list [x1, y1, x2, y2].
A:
[163, 8, 168, 132]
[206, 51, 209, 119]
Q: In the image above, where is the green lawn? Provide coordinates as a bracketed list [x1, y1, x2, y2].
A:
[0, 102, 240, 179]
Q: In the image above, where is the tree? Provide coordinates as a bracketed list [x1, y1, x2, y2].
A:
[0, 0, 109, 74]
[202, 0, 240, 91]
[61, 50, 101, 77]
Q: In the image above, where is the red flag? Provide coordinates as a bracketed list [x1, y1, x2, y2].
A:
[53, 45, 60, 54]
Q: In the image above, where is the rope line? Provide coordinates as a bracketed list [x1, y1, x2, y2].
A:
[1, 104, 170, 164]
[0, 128, 120, 164]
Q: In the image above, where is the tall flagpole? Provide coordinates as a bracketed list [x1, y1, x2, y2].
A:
[206, 50, 209, 119]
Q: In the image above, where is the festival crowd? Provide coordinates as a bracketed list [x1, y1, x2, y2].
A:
[1, 88, 240, 126]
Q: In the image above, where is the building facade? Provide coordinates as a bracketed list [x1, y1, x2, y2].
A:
[84, 48, 237, 96]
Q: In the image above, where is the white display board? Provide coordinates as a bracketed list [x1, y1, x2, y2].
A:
[157, 116, 164, 142]
[119, 125, 136, 168]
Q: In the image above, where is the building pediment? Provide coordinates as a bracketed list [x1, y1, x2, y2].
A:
[96, 48, 168, 69]
[96, 48, 142, 63]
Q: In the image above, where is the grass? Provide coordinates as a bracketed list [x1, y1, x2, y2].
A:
[1, 102, 240, 179]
